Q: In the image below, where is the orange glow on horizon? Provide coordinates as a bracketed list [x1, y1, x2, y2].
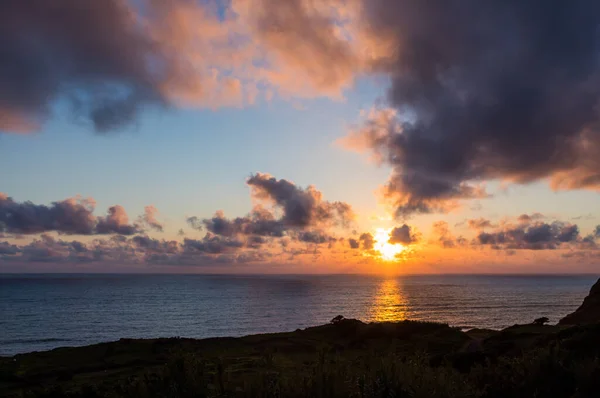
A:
[373, 228, 405, 261]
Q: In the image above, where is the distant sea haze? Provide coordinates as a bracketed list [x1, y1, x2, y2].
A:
[0, 274, 596, 356]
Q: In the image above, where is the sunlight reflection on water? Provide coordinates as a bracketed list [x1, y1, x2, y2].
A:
[369, 279, 407, 322]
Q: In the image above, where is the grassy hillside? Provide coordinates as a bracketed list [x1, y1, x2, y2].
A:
[2, 319, 600, 397]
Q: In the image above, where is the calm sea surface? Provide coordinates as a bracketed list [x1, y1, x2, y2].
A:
[0, 274, 597, 356]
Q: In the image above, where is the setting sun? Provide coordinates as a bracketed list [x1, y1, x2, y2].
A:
[373, 228, 405, 261]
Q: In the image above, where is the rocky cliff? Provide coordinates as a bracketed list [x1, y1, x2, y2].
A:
[559, 278, 600, 325]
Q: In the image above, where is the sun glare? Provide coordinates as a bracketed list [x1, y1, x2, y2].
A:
[373, 228, 405, 261]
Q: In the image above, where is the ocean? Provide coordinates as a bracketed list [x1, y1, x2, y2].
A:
[0, 274, 596, 356]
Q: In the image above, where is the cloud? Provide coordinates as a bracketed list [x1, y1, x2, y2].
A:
[517, 213, 545, 225]
[132, 235, 179, 254]
[184, 174, 354, 253]
[0, 0, 167, 133]
[359, 232, 374, 250]
[140, 206, 163, 232]
[0, 0, 369, 134]
[9, 234, 98, 263]
[0, 229, 281, 266]
[0, 193, 153, 236]
[0, 194, 96, 235]
[388, 224, 418, 245]
[183, 235, 245, 255]
[431, 221, 465, 248]
[96, 206, 140, 236]
[237, 207, 287, 237]
[186, 216, 203, 231]
[202, 210, 238, 237]
[467, 218, 495, 231]
[476, 221, 582, 250]
[296, 230, 333, 244]
[349, 238, 360, 249]
[233, 0, 362, 97]
[343, 0, 600, 216]
[2, 230, 267, 266]
[201, 208, 286, 238]
[247, 173, 354, 228]
[0, 241, 19, 256]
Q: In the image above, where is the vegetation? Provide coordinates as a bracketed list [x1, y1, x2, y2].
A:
[2, 319, 600, 397]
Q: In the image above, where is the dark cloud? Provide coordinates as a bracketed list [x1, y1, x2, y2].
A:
[296, 231, 331, 244]
[246, 235, 267, 249]
[0, 194, 96, 235]
[247, 173, 354, 228]
[349, 238, 360, 249]
[348, 0, 600, 216]
[132, 235, 179, 254]
[388, 224, 418, 245]
[557, 224, 580, 243]
[0, 0, 171, 133]
[202, 211, 238, 237]
[477, 221, 582, 250]
[10, 235, 98, 263]
[201, 208, 286, 238]
[186, 175, 354, 248]
[359, 233, 374, 250]
[0, 231, 276, 266]
[70, 241, 88, 253]
[0, 241, 19, 256]
[0, 193, 157, 236]
[238, 207, 287, 237]
[186, 216, 203, 231]
[183, 235, 244, 255]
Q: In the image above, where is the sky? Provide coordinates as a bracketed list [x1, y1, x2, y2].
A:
[1, 0, 600, 274]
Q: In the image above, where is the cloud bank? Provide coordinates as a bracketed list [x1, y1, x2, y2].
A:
[0, 194, 150, 236]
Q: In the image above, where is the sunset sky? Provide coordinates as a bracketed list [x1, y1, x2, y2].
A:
[1, 0, 600, 274]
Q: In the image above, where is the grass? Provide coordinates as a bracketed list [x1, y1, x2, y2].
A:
[2, 320, 600, 397]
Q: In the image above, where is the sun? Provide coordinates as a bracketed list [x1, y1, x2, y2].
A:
[373, 228, 405, 261]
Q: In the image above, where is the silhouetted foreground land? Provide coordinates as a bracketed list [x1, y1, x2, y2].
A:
[3, 278, 600, 397]
[3, 320, 600, 397]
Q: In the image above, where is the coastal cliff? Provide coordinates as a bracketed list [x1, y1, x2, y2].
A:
[559, 278, 600, 325]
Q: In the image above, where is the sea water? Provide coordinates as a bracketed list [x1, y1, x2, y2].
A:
[0, 274, 596, 356]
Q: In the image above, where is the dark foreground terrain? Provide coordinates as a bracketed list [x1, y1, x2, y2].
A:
[3, 320, 600, 397]
[3, 278, 600, 397]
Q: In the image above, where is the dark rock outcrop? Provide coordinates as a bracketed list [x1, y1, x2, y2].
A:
[559, 278, 600, 325]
